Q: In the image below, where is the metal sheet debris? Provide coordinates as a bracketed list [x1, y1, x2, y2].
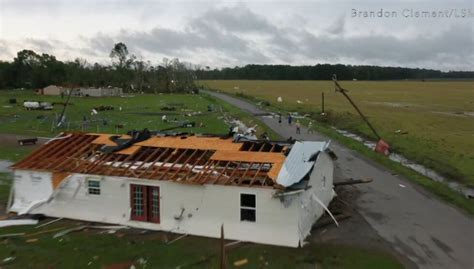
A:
[0, 219, 39, 228]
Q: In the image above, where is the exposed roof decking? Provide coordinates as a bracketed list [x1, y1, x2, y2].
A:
[12, 133, 292, 189]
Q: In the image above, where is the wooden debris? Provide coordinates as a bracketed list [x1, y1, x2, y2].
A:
[25, 226, 68, 237]
[166, 233, 188, 245]
[0, 233, 25, 238]
[314, 214, 351, 229]
[35, 218, 63, 229]
[53, 225, 88, 238]
[233, 259, 248, 267]
[25, 238, 39, 243]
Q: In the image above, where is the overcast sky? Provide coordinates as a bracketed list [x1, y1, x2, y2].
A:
[0, 0, 473, 71]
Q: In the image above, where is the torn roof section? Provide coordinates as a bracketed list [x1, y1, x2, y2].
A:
[276, 141, 330, 187]
[12, 132, 330, 189]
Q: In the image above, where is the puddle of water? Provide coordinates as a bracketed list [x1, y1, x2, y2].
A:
[0, 160, 13, 173]
[432, 111, 474, 118]
[334, 129, 474, 198]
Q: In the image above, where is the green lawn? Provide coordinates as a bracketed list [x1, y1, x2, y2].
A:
[0, 90, 231, 136]
[0, 221, 403, 269]
[201, 80, 474, 187]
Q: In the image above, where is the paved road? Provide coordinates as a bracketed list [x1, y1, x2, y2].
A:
[205, 90, 474, 269]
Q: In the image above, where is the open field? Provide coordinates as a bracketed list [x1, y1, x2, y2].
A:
[201, 80, 474, 186]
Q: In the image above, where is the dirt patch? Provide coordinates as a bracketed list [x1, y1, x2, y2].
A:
[0, 133, 48, 147]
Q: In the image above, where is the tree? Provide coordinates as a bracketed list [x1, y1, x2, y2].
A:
[109, 42, 135, 69]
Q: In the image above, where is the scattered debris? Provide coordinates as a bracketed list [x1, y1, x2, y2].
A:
[0, 219, 39, 228]
[0, 233, 25, 238]
[17, 137, 38, 146]
[52, 225, 128, 238]
[314, 214, 351, 229]
[161, 106, 177, 111]
[394, 129, 409, 135]
[25, 226, 69, 238]
[35, 218, 63, 229]
[23, 101, 53, 110]
[334, 178, 373, 186]
[53, 225, 88, 238]
[93, 105, 114, 111]
[104, 261, 135, 269]
[233, 258, 248, 267]
[399, 184, 406, 188]
[1, 256, 16, 266]
[25, 238, 39, 243]
[166, 233, 188, 245]
[224, 241, 242, 248]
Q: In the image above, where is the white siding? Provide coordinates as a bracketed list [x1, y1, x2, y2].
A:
[296, 152, 335, 245]
[9, 152, 335, 247]
[10, 171, 300, 247]
[9, 170, 54, 213]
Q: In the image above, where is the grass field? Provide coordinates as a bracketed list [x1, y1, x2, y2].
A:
[201, 80, 474, 186]
[0, 90, 281, 143]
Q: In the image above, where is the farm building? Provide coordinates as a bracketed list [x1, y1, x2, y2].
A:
[8, 132, 335, 247]
[40, 85, 65, 95]
[39, 85, 123, 97]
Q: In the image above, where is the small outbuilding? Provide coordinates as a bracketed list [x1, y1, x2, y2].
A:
[39, 85, 123, 97]
[8, 132, 335, 247]
[40, 85, 65, 96]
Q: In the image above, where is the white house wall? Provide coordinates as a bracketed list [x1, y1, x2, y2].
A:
[10, 170, 301, 247]
[296, 152, 335, 245]
[9, 170, 54, 214]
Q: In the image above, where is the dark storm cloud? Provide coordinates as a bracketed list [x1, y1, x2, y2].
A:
[2, 1, 472, 70]
[84, 4, 472, 69]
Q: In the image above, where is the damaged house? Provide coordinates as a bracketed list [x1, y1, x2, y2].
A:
[8, 132, 335, 247]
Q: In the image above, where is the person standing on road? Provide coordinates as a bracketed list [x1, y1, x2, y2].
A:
[296, 120, 301, 134]
[278, 113, 282, 125]
[288, 114, 293, 125]
[308, 121, 314, 134]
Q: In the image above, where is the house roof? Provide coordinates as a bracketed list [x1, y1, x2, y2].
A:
[12, 132, 314, 189]
[12, 132, 329, 189]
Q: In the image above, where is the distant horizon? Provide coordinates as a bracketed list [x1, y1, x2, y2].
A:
[1, 0, 472, 71]
[1, 48, 474, 74]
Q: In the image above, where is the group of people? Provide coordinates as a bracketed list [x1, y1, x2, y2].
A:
[277, 113, 314, 135]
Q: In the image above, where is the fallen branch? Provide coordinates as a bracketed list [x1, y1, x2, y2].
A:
[334, 178, 373, 186]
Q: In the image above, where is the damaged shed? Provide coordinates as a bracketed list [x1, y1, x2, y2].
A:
[8, 132, 335, 247]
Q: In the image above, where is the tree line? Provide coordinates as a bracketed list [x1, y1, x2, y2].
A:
[1, 43, 472, 92]
[196, 64, 474, 80]
[0, 42, 197, 93]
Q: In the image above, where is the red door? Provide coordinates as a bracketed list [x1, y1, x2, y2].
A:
[130, 184, 160, 223]
[148, 186, 160, 223]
